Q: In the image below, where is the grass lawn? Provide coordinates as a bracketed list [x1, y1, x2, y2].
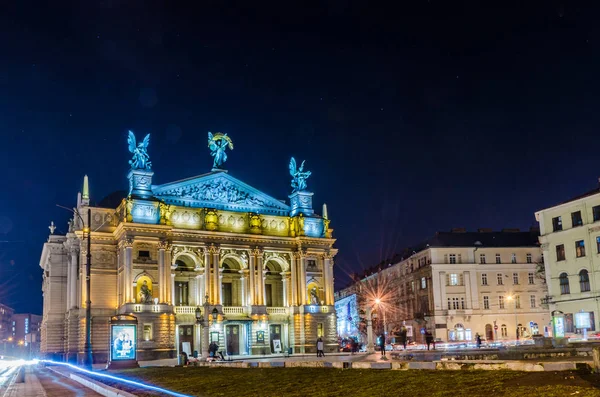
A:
[100, 367, 600, 397]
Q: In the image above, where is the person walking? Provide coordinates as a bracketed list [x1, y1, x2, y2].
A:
[425, 331, 433, 351]
[476, 333, 482, 349]
[399, 327, 408, 350]
[379, 334, 386, 356]
[316, 337, 324, 357]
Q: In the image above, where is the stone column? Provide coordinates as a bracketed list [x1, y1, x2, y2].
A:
[254, 249, 264, 305]
[68, 248, 79, 309]
[201, 323, 209, 359]
[239, 271, 246, 307]
[124, 238, 134, 303]
[464, 271, 472, 309]
[189, 277, 197, 306]
[439, 271, 447, 308]
[211, 246, 220, 304]
[165, 244, 173, 305]
[322, 254, 331, 305]
[204, 249, 211, 304]
[298, 251, 307, 305]
[290, 253, 297, 306]
[281, 272, 288, 307]
[249, 254, 256, 306]
[171, 273, 176, 306]
[158, 241, 166, 303]
[218, 271, 223, 306]
[196, 274, 203, 306]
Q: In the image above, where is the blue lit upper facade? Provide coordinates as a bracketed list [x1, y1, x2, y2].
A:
[121, 155, 330, 240]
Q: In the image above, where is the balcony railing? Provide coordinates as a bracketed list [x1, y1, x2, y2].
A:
[223, 306, 246, 315]
[119, 303, 173, 314]
[266, 307, 288, 315]
[174, 306, 202, 315]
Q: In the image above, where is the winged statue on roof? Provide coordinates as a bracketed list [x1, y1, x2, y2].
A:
[208, 132, 234, 169]
[289, 157, 311, 192]
[127, 131, 152, 170]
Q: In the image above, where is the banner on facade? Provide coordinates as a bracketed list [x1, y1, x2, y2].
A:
[257, 331, 265, 344]
[575, 312, 592, 329]
[273, 339, 282, 353]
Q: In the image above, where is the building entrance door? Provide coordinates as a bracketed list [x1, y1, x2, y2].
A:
[269, 324, 281, 353]
[226, 325, 239, 355]
[485, 324, 493, 341]
[179, 325, 194, 356]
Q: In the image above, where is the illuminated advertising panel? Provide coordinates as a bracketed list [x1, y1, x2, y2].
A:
[111, 324, 137, 361]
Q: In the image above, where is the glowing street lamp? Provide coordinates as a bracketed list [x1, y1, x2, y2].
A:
[506, 295, 519, 344]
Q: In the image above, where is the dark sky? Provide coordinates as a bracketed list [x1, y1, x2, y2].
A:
[1, 1, 599, 313]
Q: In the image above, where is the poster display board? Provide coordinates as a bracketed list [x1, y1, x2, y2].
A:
[107, 315, 139, 370]
[575, 312, 592, 329]
[273, 339, 282, 353]
[553, 316, 565, 338]
[257, 331, 265, 344]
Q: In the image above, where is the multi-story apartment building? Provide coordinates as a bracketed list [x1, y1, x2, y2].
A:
[11, 313, 42, 346]
[0, 303, 14, 341]
[535, 182, 600, 334]
[336, 229, 550, 344]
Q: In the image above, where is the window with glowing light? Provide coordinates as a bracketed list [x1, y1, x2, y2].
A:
[449, 274, 459, 286]
[483, 296, 490, 310]
[421, 277, 426, 289]
[143, 324, 153, 341]
[498, 295, 505, 309]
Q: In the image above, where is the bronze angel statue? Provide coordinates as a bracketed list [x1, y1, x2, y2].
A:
[127, 131, 152, 170]
[208, 132, 234, 169]
[289, 157, 311, 192]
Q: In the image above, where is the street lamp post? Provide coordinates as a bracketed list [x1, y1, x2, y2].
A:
[365, 307, 374, 353]
[507, 295, 519, 346]
[57, 204, 93, 367]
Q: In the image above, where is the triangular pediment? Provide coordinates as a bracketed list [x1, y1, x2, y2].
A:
[152, 171, 290, 216]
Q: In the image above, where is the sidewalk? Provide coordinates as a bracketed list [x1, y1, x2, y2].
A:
[4, 365, 102, 397]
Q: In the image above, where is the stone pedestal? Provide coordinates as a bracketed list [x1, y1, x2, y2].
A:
[128, 169, 154, 199]
[289, 191, 314, 217]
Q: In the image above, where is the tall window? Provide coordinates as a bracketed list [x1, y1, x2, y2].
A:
[481, 273, 488, 286]
[460, 297, 465, 309]
[528, 272, 535, 285]
[511, 253, 517, 264]
[449, 254, 456, 264]
[572, 211, 583, 227]
[559, 272, 570, 295]
[421, 277, 427, 289]
[576, 240, 586, 257]
[495, 253, 501, 264]
[526, 253, 532, 264]
[597, 236, 600, 253]
[483, 296, 490, 310]
[594, 205, 600, 222]
[480, 254, 486, 264]
[579, 269, 590, 292]
[552, 216, 562, 231]
[497, 273, 504, 285]
[530, 295, 536, 308]
[515, 295, 521, 309]
[556, 244, 565, 261]
[447, 297, 459, 310]
[513, 273, 519, 285]
[501, 324, 508, 337]
[449, 273, 459, 286]
[499, 295, 505, 309]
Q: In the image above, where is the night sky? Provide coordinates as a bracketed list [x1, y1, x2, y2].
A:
[1, 1, 599, 314]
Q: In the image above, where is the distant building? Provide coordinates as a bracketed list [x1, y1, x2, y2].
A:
[337, 229, 550, 344]
[334, 293, 360, 342]
[11, 313, 42, 347]
[0, 303, 14, 341]
[535, 182, 600, 334]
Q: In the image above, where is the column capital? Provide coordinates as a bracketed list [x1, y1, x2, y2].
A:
[208, 244, 220, 255]
[157, 239, 170, 250]
[120, 237, 134, 249]
[294, 250, 307, 259]
[251, 247, 263, 257]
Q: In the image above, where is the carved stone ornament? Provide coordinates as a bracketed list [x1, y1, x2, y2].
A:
[123, 238, 134, 248]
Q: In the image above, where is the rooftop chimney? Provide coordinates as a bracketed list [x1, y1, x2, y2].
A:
[451, 228, 467, 233]
[477, 228, 493, 233]
[501, 228, 520, 233]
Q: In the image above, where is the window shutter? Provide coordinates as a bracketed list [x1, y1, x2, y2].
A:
[446, 274, 450, 286]
[459, 273, 464, 286]
[458, 254, 462, 264]
[444, 254, 448, 264]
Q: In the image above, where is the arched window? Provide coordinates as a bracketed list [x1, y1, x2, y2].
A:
[579, 269, 590, 292]
[559, 273, 570, 295]
[501, 324, 507, 337]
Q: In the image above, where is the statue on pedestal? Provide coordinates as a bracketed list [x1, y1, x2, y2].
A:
[127, 131, 152, 170]
[208, 132, 234, 169]
[139, 280, 153, 303]
[289, 157, 311, 192]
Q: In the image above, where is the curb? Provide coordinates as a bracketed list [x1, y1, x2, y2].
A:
[46, 366, 136, 397]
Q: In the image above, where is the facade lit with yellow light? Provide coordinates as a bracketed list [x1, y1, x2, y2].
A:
[39, 136, 337, 363]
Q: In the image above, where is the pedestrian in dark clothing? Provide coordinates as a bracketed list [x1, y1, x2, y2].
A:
[476, 334, 482, 349]
[399, 327, 408, 350]
[316, 337, 324, 357]
[425, 331, 434, 351]
[379, 334, 386, 356]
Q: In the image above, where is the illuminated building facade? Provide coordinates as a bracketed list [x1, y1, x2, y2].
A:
[337, 229, 550, 344]
[39, 135, 337, 363]
[535, 183, 600, 335]
[0, 303, 14, 342]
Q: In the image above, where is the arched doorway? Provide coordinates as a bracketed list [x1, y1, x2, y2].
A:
[221, 257, 243, 306]
[264, 260, 283, 307]
[485, 324, 493, 341]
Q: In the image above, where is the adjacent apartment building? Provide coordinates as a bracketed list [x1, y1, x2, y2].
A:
[336, 229, 551, 344]
[0, 303, 14, 341]
[535, 183, 600, 334]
